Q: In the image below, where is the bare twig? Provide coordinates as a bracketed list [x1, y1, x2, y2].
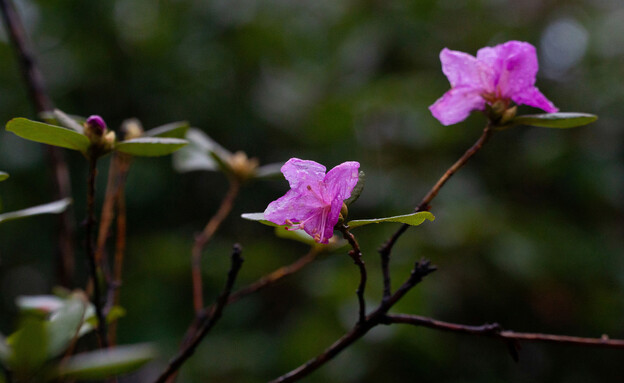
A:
[269, 259, 437, 383]
[384, 313, 624, 351]
[154, 244, 244, 383]
[337, 224, 367, 324]
[86, 155, 108, 348]
[0, 0, 75, 288]
[192, 179, 240, 314]
[378, 124, 494, 296]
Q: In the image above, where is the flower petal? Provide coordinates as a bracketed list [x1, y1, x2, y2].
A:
[429, 86, 485, 126]
[264, 188, 321, 225]
[323, 161, 360, 202]
[477, 41, 539, 97]
[281, 158, 326, 190]
[511, 86, 559, 113]
[440, 48, 491, 89]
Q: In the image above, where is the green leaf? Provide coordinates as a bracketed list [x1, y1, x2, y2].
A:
[0, 333, 9, 365]
[115, 137, 188, 157]
[143, 121, 190, 139]
[6, 118, 90, 153]
[0, 171, 9, 182]
[0, 198, 72, 225]
[56, 344, 156, 380]
[172, 128, 231, 172]
[254, 162, 284, 179]
[50, 109, 85, 133]
[8, 317, 48, 376]
[511, 113, 597, 129]
[344, 171, 365, 206]
[347, 211, 435, 229]
[47, 295, 86, 358]
[241, 212, 278, 227]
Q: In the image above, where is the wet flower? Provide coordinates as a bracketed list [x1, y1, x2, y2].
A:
[429, 40, 558, 126]
[264, 158, 360, 244]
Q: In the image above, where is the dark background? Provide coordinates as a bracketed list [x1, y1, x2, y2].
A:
[1, 0, 623, 382]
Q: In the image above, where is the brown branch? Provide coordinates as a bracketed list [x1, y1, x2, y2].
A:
[269, 259, 436, 383]
[378, 124, 494, 296]
[384, 313, 624, 350]
[337, 224, 367, 324]
[154, 244, 244, 383]
[85, 155, 108, 348]
[192, 179, 240, 314]
[0, 0, 75, 288]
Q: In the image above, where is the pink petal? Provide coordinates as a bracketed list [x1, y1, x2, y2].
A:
[477, 41, 539, 97]
[302, 206, 338, 244]
[324, 161, 360, 202]
[429, 86, 485, 126]
[440, 48, 490, 89]
[281, 158, 326, 190]
[511, 86, 559, 113]
[264, 189, 321, 225]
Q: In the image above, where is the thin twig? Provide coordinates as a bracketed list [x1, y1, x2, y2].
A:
[0, 0, 75, 288]
[86, 155, 108, 348]
[384, 313, 624, 350]
[337, 224, 367, 325]
[378, 124, 494, 297]
[192, 179, 240, 314]
[269, 259, 436, 383]
[154, 244, 244, 383]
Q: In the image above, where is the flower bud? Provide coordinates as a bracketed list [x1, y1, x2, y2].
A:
[121, 118, 144, 140]
[228, 151, 259, 181]
[84, 115, 107, 141]
[499, 105, 518, 125]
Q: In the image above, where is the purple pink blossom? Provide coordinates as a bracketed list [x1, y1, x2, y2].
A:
[264, 158, 360, 244]
[429, 40, 558, 126]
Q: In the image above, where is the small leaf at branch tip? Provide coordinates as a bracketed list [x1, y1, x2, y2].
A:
[6, 118, 91, 153]
[347, 211, 435, 229]
[0, 171, 9, 182]
[511, 112, 598, 129]
[115, 137, 188, 157]
[0, 198, 72, 224]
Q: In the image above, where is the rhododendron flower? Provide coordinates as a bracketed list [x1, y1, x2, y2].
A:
[429, 40, 558, 126]
[264, 158, 360, 244]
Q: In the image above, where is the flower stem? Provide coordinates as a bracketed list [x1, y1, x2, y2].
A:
[337, 224, 367, 325]
[191, 179, 240, 314]
[86, 155, 108, 348]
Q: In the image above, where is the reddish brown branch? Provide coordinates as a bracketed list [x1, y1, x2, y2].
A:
[154, 244, 244, 383]
[384, 313, 624, 350]
[192, 179, 240, 314]
[338, 225, 367, 324]
[0, 0, 75, 288]
[378, 124, 494, 296]
[269, 259, 436, 383]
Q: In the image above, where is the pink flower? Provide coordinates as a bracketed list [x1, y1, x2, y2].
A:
[264, 158, 360, 244]
[429, 40, 558, 126]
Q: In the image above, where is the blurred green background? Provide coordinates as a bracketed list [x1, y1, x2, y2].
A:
[1, 0, 624, 381]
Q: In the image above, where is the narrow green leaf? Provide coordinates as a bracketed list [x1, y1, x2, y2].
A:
[344, 171, 365, 206]
[143, 121, 190, 139]
[348, 211, 435, 229]
[241, 212, 278, 227]
[512, 113, 597, 128]
[6, 118, 90, 153]
[56, 344, 156, 380]
[0, 171, 9, 182]
[172, 128, 231, 173]
[115, 137, 188, 157]
[51, 109, 85, 133]
[254, 162, 284, 179]
[0, 198, 72, 225]
[0, 333, 9, 365]
[47, 295, 86, 358]
[274, 225, 316, 245]
[8, 317, 48, 375]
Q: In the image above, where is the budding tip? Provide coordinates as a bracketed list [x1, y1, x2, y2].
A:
[85, 115, 108, 133]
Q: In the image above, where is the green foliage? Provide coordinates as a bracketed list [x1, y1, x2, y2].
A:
[347, 211, 435, 229]
[512, 113, 598, 128]
[0, 198, 72, 225]
[8, 317, 48, 380]
[55, 344, 156, 380]
[173, 128, 230, 172]
[344, 171, 366, 206]
[143, 121, 190, 139]
[0, 171, 8, 182]
[6, 118, 90, 153]
[115, 137, 188, 157]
